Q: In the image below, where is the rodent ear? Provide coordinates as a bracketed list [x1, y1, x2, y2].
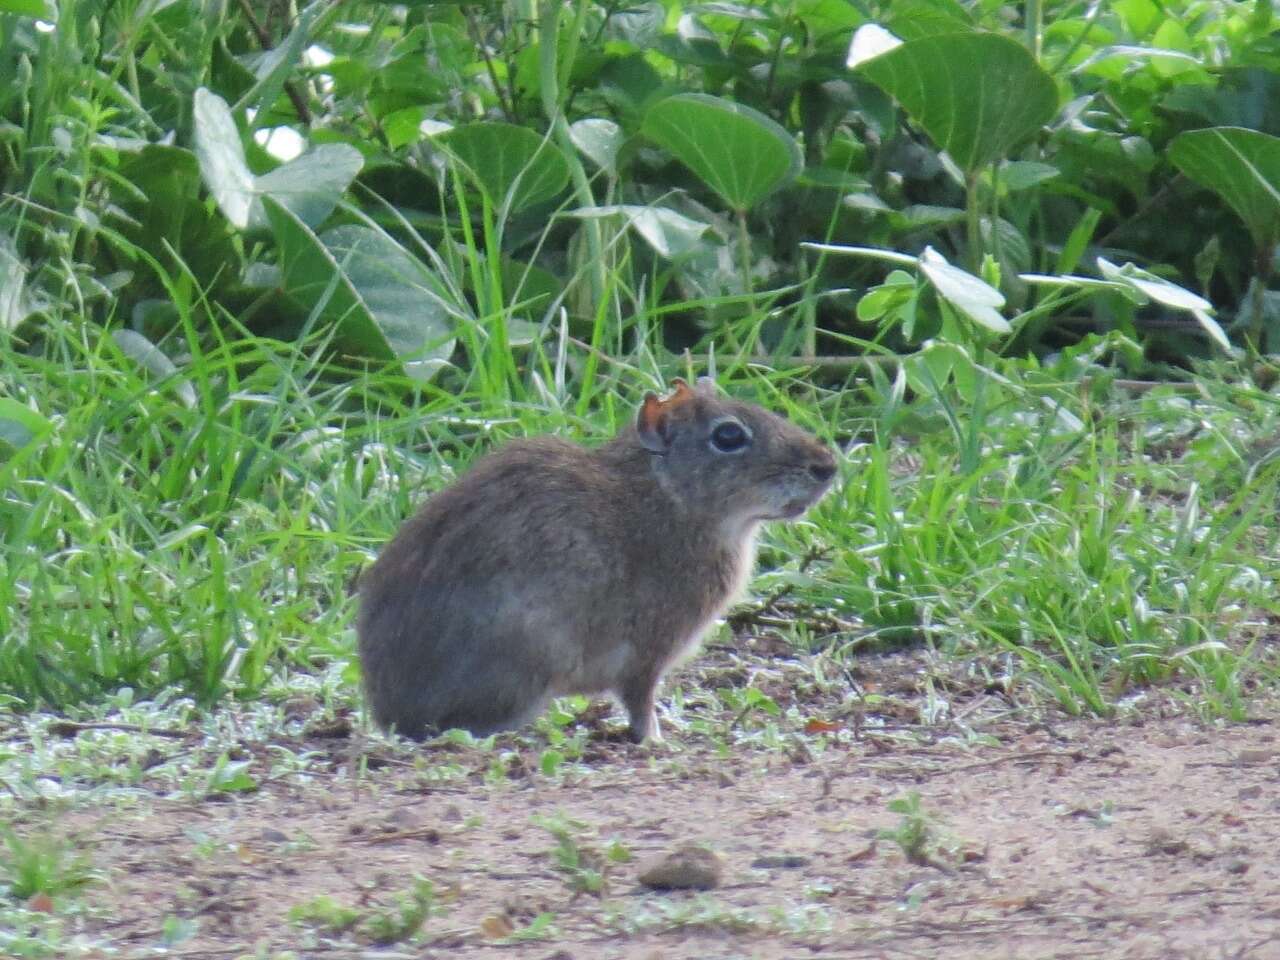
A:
[670, 378, 696, 403]
[637, 392, 673, 453]
[694, 376, 719, 397]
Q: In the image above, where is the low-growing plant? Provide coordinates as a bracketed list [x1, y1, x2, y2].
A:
[0, 827, 95, 903]
[532, 812, 630, 898]
[288, 876, 436, 945]
[877, 791, 959, 869]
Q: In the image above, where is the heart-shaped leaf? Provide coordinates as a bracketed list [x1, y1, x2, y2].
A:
[1169, 126, 1280, 251]
[857, 32, 1057, 174]
[642, 93, 802, 211]
[267, 199, 458, 380]
[194, 88, 362, 231]
[194, 88, 257, 229]
[438, 122, 570, 212]
[249, 144, 364, 231]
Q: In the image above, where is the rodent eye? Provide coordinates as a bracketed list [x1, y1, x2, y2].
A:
[709, 420, 751, 453]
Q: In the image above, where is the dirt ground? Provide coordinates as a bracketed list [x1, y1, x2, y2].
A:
[17, 647, 1280, 959]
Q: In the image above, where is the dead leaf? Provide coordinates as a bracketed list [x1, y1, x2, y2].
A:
[804, 718, 841, 734]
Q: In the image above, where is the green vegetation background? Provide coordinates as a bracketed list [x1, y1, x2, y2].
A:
[3, 0, 1280, 723]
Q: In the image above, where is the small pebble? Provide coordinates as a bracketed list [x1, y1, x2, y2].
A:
[637, 844, 724, 890]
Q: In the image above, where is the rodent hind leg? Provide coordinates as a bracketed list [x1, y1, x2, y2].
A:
[433, 656, 553, 737]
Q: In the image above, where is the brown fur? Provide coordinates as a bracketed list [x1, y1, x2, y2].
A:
[356, 378, 837, 742]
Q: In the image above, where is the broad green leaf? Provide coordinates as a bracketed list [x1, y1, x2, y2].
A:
[1024, 264, 1226, 350]
[1191, 309, 1232, 352]
[118, 145, 201, 206]
[696, 2, 769, 20]
[1095, 258, 1213, 312]
[112, 330, 198, 407]
[1092, 259, 1227, 351]
[501, 258, 561, 324]
[997, 161, 1060, 191]
[1020, 273, 1142, 304]
[439, 122, 570, 212]
[904, 340, 965, 397]
[918, 246, 1010, 333]
[1169, 126, 1280, 251]
[642, 93, 802, 211]
[884, 0, 972, 39]
[0, 236, 33, 331]
[654, 17, 729, 68]
[856, 269, 916, 322]
[857, 32, 1057, 174]
[194, 88, 256, 229]
[1074, 45, 1202, 79]
[266, 199, 457, 380]
[0, 0, 55, 17]
[0, 399, 51, 456]
[382, 106, 427, 149]
[569, 118, 624, 174]
[194, 88, 362, 231]
[569, 205, 711, 259]
[250, 143, 364, 231]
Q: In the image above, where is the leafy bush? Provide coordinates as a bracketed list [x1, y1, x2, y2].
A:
[4, 0, 1280, 368]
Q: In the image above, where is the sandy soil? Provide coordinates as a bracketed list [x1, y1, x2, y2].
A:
[15, 648, 1280, 960]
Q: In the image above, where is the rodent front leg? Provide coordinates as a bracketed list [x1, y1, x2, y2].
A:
[621, 676, 662, 743]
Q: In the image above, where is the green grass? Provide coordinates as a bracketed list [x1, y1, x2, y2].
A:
[5, 309, 1280, 722]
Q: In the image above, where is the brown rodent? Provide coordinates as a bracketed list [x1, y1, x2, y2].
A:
[356, 377, 837, 743]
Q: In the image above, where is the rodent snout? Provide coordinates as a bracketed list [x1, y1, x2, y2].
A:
[806, 449, 838, 484]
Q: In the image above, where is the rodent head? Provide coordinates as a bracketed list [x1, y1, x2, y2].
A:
[634, 377, 838, 529]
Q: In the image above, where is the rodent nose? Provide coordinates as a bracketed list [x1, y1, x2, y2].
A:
[808, 453, 837, 483]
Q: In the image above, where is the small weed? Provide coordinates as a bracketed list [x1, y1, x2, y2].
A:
[720, 687, 782, 731]
[533, 813, 626, 898]
[0, 828, 95, 903]
[289, 877, 435, 945]
[878, 792, 957, 869]
[615, 895, 767, 936]
[159, 915, 198, 946]
[180, 753, 258, 801]
[500, 912, 558, 943]
[288, 895, 361, 934]
[361, 877, 435, 945]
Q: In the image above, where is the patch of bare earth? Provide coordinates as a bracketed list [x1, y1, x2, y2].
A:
[25, 649, 1280, 959]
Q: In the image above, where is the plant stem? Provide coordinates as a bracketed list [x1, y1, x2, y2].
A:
[965, 171, 983, 273]
[1025, 0, 1043, 60]
[733, 208, 755, 355]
